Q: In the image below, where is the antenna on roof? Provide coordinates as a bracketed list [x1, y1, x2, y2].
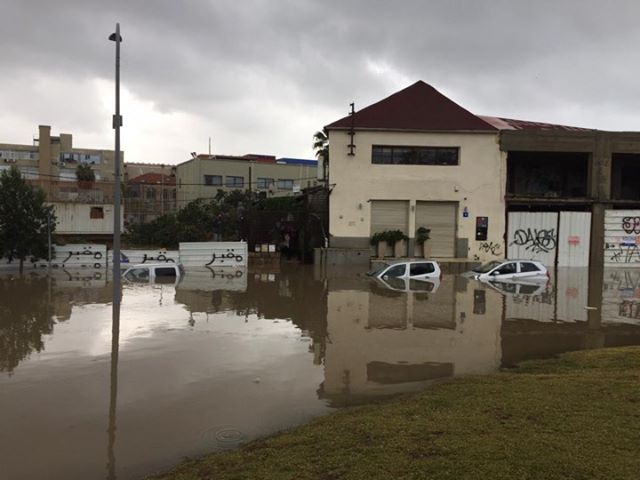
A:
[348, 102, 356, 156]
[190, 152, 197, 159]
[208, 137, 211, 156]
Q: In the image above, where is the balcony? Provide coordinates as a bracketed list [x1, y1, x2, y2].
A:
[27, 179, 117, 204]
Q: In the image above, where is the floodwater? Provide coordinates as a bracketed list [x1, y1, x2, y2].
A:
[0, 264, 639, 480]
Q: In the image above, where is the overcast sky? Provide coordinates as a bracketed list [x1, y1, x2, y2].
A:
[2, 0, 640, 165]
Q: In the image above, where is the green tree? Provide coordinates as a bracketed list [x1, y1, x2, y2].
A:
[75, 163, 95, 182]
[0, 167, 56, 272]
[313, 129, 329, 181]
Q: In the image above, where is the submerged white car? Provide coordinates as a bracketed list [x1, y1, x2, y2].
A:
[122, 263, 185, 284]
[367, 260, 442, 281]
[468, 260, 549, 281]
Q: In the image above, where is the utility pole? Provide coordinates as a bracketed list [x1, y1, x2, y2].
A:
[109, 24, 123, 285]
[47, 210, 52, 270]
[107, 24, 123, 480]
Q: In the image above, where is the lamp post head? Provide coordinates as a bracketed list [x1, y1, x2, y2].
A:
[108, 32, 123, 42]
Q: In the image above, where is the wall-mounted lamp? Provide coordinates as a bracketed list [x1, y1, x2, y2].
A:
[357, 203, 363, 210]
[410, 205, 415, 212]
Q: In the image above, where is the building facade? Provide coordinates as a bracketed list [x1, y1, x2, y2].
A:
[176, 154, 318, 206]
[0, 125, 123, 236]
[326, 81, 505, 261]
[125, 172, 177, 225]
[326, 81, 640, 272]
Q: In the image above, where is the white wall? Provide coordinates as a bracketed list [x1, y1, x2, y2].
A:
[328, 130, 506, 261]
[50, 202, 123, 235]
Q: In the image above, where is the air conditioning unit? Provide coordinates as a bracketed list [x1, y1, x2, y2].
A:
[59, 161, 66, 167]
[4, 158, 16, 164]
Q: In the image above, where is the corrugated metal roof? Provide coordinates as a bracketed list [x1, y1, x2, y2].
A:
[478, 116, 596, 132]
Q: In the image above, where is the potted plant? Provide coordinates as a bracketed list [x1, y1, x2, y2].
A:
[385, 229, 409, 257]
[416, 226, 431, 258]
[370, 232, 386, 258]
[76, 164, 95, 190]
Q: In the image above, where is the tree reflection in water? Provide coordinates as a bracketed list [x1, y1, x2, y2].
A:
[0, 275, 56, 373]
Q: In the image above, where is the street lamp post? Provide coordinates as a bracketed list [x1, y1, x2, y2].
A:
[109, 24, 123, 289]
[107, 24, 123, 480]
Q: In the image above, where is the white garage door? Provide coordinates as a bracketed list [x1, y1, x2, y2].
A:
[415, 202, 457, 258]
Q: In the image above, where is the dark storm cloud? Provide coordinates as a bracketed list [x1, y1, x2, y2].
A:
[2, 0, 640, 162]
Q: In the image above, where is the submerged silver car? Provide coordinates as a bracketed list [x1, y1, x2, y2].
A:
[467, 260, 549, 282]
[367, 260, 442, 281]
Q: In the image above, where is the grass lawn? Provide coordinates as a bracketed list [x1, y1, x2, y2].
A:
[148, 346, 640, 480]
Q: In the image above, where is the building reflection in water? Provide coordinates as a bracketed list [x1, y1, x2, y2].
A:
[1, 265, 640, 479]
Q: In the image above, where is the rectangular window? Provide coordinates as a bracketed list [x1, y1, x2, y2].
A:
[277, 179, 294, 190]
[204, 174, 222, 186]
[257, 177, 274, 190]
[90, 207, 104, 219]
[226, 176, 244, 188]
[372, 145, 459, 165]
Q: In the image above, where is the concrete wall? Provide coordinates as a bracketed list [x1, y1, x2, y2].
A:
[328, 129, 506, 261]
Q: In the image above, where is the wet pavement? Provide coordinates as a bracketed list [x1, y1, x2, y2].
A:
[0, 265, 639, 479]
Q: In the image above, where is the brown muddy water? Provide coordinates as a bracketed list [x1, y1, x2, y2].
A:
[0, 265, 639, 479]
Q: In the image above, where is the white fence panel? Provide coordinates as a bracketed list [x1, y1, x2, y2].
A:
[507, 212, 558, 267]
[33, 244, 107, 269]
[107, 249, 179, 265]
[179, 242, 248, 268]
[558, 212, 591, 267]
[604, 210, 640, 267]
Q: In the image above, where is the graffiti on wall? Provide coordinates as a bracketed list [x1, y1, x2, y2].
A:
[510, 228, 557, 254]
[622, 216, 640, 235]
[478, 241, 502, 256]
[205, 248, 245, 266]
[608, 217, 640, 264]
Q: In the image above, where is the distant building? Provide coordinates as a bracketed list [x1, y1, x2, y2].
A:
[176, 154, 318, 206]
[125, 171, 177, 225]
[0, 125, 123, 238]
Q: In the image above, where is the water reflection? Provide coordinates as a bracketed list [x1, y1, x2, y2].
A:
[1, 265, 640, 479]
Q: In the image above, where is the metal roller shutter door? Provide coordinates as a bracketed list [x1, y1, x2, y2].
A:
[371, 200, 409, 256]
[370, 200, 409, 234]
[415, 202, 456, 257]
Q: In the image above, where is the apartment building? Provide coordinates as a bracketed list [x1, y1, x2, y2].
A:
[0, 125, 124, 237]
[125, 171, 177, 225]
[176, 154, 317, 206]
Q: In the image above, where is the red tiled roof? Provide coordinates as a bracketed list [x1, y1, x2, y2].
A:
[479, 116, 595, 132]
[129, 172, 176, 185]
[325, 81, 497, 132]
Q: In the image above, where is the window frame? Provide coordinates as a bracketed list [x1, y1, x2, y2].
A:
[276, 179, 294, 191]
[225, 175, 245, 188]
[371, 145, 459, 166]
[203, 174, 223, 186]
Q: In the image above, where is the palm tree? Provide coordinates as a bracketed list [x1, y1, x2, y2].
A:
[313, 129, 329, 182]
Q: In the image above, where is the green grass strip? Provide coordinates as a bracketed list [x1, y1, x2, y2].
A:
[148, 347, 640, 480]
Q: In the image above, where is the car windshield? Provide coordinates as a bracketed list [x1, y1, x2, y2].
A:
[367, 263, 390, 276]
[473, 261, 502, 273]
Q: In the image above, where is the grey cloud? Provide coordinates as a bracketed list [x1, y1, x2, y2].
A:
[3, 0, 640, 163]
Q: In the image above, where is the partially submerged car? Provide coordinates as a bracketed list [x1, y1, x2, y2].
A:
[466, 260, 549, 281]
[375, 275, 441, 293]
[122, 263, 185, 284]
[367, 260, 441, 281]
